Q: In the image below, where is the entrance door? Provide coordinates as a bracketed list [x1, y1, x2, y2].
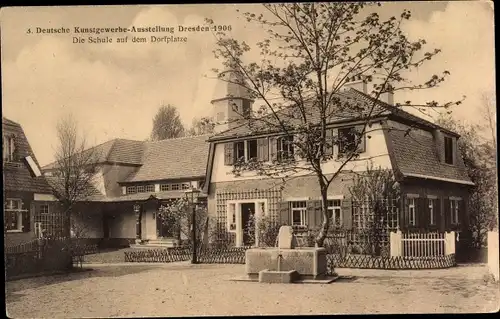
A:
[241, 203, 256, 246]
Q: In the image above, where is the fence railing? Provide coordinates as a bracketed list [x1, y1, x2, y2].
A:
[391, 230, 455, 258]
[4, 239, 42, 254]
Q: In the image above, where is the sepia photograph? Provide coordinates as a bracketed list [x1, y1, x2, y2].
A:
[1, 1, 498, 317]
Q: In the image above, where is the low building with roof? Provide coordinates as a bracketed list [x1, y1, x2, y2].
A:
[41, 134, 210, 248]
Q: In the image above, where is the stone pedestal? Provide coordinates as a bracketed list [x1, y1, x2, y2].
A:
[245, 247, 328, 280]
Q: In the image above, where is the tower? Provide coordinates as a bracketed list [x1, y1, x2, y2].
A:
[210, 69, 254, 133]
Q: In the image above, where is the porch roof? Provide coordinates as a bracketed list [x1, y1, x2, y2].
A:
[101, 191, 208, 203]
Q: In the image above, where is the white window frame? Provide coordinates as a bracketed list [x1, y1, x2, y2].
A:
[226, 199, 268, 247]
[126, 186, 137, 194]
[136, 185, 145, 193]
[327, 199, 342, 227]
[39, 204, 50, 215]
[450, 198, 461, 225]
[277, 136, 294, 161]
[408, 198, 416, 226]
[181, 183, 191, 190]
[428, 198, 435, 225]
[289, 201, 307, 227]
[3, 135, 15, 162]
[160, 184, 170, 192]
[5, 198, 26, 232]
[145, 185, 155, 192]
[171, 184, 180, 191]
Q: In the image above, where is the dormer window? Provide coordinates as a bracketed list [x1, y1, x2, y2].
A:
[444, 136, 454, 165]
[241, 100, 251, 117]
[3, 135, 16, 162]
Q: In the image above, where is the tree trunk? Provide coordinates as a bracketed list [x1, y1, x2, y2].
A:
[315, 184, 330, 248]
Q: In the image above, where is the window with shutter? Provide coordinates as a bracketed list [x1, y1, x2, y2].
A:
[408, 198, 416, 227]
[355, 126, 366, 153]
[290, 201, 307, 229]
[279, 201, 290, 225]
[428, 198, 436, 225]
[257, 138, 269, 162]
[324, 129, 334, 156]
[269, 137, 278, 162]
[341, 199, 352, 229]
[224, 142, 235, 166]
[444, 198, 451, 230]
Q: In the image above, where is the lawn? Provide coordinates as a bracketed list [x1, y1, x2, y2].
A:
[5, 262, 499, 317]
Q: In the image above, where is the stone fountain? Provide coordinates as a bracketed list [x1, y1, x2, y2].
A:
[232, 226, 337, 284]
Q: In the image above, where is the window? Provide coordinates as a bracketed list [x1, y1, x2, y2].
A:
[136, 185, 145, 193]
[327, 200, 342, 227]
[5, 199, 24, 231]
[145, 185, 155, 192]
[408, 198, 416, 226]
[241, 100, 251, 117]
[227, 203, 236, 231]
[234, 141, 245, 162]
[450, 199, 460, 224]
[338, 127, 357, 154]
[290, 201, 307, 227]
[247, 139, 258, 161]
[160, 184, 170, 192]
[429, 198, 436, 225]
[277, 136, 294, 161]
[126, 186, 137, 194]
[3, 135, 15, 162]
[171, 184, 180, 191]
[444, 136, 454, 165]
[39, 204, 50, 215]
[181, 183, 191, 190]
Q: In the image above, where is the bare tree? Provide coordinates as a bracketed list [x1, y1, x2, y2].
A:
[207, 3, 463, 247]
[481, 91, 496, 146]
[50, 114, 102, 240]
[150, 104, 185, 140]
[187, 117, 215, 136]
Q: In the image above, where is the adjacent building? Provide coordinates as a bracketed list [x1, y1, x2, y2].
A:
[3, 117, 61, 246]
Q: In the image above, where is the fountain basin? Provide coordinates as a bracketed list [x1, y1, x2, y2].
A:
[245, 247, 328, 280]
[258, 269, 300, 283]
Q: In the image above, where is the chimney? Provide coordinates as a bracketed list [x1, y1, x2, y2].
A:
[433, 128, 445, 163]
[380, 92, 394, 105]
[343, 75, 367, 94]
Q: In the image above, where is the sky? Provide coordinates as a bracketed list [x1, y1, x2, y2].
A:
[0, 2, 495, 166]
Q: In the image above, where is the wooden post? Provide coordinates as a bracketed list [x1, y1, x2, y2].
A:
[390, 229, 402, 257]
[134, 204, 141, 244]
[445, 231, 456, 255]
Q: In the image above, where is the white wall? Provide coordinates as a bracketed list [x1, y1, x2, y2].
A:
[488, 231, 499, 281]
[109, 211, 136, 239]
[211, 122, 392, 183]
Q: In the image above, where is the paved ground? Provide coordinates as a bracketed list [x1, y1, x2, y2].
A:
[5, 262, 499, 317]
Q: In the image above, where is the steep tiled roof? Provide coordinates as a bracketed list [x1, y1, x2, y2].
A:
[385, 121, 472, 184]
[208, 89, 457, 141]
[123, 134, 211, 183]
[3, 117, 53, 194]
[44, 176, 106, 201]
[41, 138, 145, 170]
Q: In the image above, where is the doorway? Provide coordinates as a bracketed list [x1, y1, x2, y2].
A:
[241, 203, 256, 246]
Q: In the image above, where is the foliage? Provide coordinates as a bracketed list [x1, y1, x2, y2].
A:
[207, 3, 462, 247]
[160, 198, 209, 245]
[244, 214, 281, 247]
[187, 117, 215, 136]
[207, 221, 237, 249]
[437, 113, 498, 247]
[150, 104, 185, 141]
[348, 165, 399, 256]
